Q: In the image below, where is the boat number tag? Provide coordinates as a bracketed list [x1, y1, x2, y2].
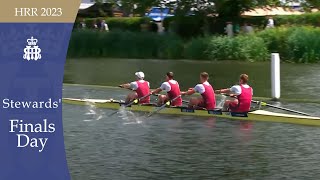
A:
[180, 108, 195, 113]
[208, 110, 223, 115]
[230, 112, 248, 117]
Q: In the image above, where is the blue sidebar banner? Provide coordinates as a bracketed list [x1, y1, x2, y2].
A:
[0, 23, 73, 180]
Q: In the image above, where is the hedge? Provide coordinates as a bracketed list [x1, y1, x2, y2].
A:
[68, 31, 184, 59]
[68, 26, 320, 63]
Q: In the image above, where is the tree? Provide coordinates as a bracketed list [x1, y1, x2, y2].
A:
[94, 0, 319, 18]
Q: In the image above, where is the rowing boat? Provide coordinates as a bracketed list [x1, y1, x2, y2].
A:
[62, 98, 320, 126]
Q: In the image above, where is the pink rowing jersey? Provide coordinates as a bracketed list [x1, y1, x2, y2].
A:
[167, 80, 182, 106]
[231, 85, 252, 112]
[135, 80, 150, 103]
[201, 83, 216, 110]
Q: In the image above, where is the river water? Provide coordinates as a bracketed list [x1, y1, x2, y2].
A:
[63, 59, 320, 180]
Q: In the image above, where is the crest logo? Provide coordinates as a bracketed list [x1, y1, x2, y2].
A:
[23, 36, 41, 61]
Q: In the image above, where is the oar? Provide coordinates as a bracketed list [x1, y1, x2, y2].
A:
[108, 93, 152, 116]
[126, 93, 152, 107]
[252, 100, 311, 116]
[220, 93, 311, 116]
[147, 95, 181, 117]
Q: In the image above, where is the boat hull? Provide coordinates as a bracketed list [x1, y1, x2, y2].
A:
[63, 98, 320, 126]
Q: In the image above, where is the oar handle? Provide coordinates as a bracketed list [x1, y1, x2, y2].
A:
[126, 93, 152, 106]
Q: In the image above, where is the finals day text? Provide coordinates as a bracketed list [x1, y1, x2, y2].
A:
[2, 98, 62, 152]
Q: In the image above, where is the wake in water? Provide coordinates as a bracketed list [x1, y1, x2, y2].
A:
[83, 101, 105, 121]
[117, 106, 145, 125]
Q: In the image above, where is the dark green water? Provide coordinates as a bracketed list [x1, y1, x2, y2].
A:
[63, 59, 320, 180]
[64, 58, 320, 100]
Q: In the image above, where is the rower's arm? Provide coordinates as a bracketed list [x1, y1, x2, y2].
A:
[215, 88, 230, 94]
[119, 83, 131, 89]
[151, 88, 162, 95]
[181, 88, 195, 96]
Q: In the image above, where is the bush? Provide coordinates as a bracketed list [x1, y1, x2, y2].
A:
[184, 37, 211, 60]
[105, 17, 151, 31]
[207, 36, 268, 62]
[256, 26, 320, 63]
[286, 27, 320, 63]
[256, 27, 291, 57]
[68, 30, 184, 59]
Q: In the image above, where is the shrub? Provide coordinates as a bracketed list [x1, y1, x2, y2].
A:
[256, 27, 291, 58]
[68, 30, 184, 59]
[286, 27, 320, 63]
[184, 37, 211, 60]
[207, 36, 268, 62]
[256, 26, 320, 63]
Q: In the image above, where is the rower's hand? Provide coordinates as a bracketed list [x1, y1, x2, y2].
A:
[118, 85, 123, 88]
[215, 90, 221, 94]
[181, 91, 187, 96]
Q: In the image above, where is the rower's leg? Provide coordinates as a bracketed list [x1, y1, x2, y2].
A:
[224, 99, 238, 111]
[223, 100, 231, 111]
[125, 92, 138, 104]
[189, 97, 202, 109]
[158, 95, 168, 105]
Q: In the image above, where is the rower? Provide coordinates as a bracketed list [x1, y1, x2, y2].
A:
[181, 72, 216, 110]
[119, 71, 150, 104]
[215, 74, 253, 112]
[151, 72, 182, 106]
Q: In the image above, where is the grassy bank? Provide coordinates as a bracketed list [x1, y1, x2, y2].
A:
[68, 26, 320, 63]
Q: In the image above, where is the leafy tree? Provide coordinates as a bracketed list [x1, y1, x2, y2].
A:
[94, 0, 319, 18]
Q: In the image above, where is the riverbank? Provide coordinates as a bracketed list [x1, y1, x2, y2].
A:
[68, 26, 320, 63]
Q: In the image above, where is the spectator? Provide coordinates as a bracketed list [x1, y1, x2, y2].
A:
[266, 16, 275, 29]
[79, 19, 86, 29]
[157, 21, 165, 34]
[150, 21, 158, 33]
[243, 23, 254, 34]
[233, 23, 240, 35]
[100, 20, 109, 32]
[225, 22, 234, 37]
[92, 20, 98, 29]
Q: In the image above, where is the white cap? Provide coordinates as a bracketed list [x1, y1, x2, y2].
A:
[135, 71, 145, 79]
